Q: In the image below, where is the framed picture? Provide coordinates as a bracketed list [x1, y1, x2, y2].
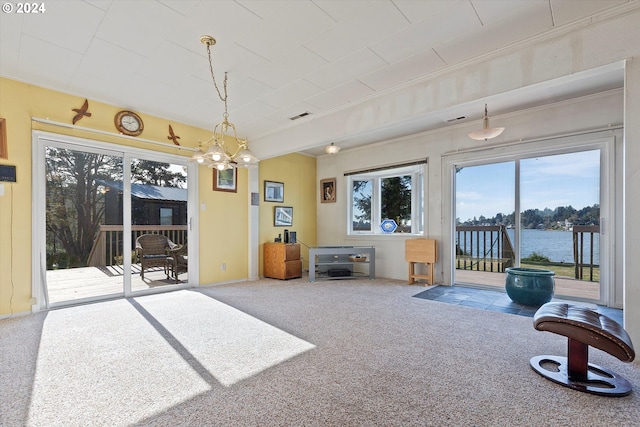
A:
[264, 180, 284, 202]
[213, 168, 237, 192]
[0, 118, 7, 160]
[274, 206, 293, 226]
[320, 178, 336, 203]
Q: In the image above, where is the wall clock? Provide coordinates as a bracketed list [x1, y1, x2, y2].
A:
[114, 110, 144, 136]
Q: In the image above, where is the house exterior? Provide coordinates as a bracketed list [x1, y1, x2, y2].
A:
[1, 3, 640, 351]
[99, 180, 188, 226]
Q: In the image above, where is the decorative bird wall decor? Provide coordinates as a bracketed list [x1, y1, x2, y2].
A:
[168, 125, 181, 145]
[71, 99, 91, 124]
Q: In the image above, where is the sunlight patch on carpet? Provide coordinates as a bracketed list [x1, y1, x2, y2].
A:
[135, 290, 316, 387]
[27, 298, 211, 426]
[26, 291, 315, 426]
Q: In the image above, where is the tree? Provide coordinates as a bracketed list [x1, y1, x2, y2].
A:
[46, 147, 121, 268]
[381, 175, 411, 226]
[352, 179, 372, 230]
[130, 159, 186, 187]
[521, 209, 543, 229]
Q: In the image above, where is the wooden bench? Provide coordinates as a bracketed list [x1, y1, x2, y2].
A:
[530, 302, 635, 396]
[405, 239, 437, 285]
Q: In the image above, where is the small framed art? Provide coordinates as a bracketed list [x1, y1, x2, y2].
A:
[213, 168, 237, 192]
[274, 206, 293, 226]
[264, 180, 284, 202]
[320, 178, 336, 203]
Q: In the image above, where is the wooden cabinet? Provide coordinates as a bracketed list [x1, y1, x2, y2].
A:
[264, 243, 302, 280]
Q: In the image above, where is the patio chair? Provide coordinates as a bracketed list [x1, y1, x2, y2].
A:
[167, 242, 188, 283]
[135, 234, 177, 279]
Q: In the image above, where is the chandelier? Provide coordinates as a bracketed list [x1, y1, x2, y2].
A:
[468, 104, 505, 141]
[191, 35, 258, 170]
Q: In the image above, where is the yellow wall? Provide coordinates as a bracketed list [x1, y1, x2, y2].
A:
[259, 154, 317, 274]
[0, 77, 251, 315]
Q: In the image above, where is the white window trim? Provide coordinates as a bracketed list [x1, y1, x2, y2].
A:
[347, 164, 424, 236]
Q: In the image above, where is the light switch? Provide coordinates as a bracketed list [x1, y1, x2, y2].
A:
[0, 184, 4, 196]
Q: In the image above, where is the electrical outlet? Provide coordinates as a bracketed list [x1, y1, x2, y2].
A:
[221, 263, 226, 271]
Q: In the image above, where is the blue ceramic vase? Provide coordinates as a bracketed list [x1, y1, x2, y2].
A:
[505, 267, 555, 306]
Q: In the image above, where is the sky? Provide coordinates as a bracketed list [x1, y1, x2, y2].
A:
[455, 150, 600, 222]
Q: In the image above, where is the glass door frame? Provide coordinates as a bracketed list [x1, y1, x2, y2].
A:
[32, 131, 199, 310]
[443, 129, 621, 306]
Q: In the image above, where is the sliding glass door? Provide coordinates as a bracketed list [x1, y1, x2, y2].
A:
[455, 161, 515, 288]
[519, 151, 600, 300]
[454, 148, 604, 303]
[34, 133, 194, 308]
[129, 158, 189, 291]
[44, 144, 125, 304]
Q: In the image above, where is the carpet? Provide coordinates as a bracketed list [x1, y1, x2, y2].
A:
[1, 278, 638, 426]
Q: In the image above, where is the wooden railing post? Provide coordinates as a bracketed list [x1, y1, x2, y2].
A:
[573, 225, 599, 281]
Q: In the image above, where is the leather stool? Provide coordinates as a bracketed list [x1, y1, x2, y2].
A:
[530, 302, 635, 396]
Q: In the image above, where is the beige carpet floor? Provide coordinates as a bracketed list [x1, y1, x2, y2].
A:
[1, 277, 639, 426]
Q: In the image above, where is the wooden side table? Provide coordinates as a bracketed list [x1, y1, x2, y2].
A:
[405, 239, 437, 285]
[264, 242, 302, 280]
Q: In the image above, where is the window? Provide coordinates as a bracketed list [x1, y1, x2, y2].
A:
[160, 207, 173, 225]
[348, 163, 424, 235]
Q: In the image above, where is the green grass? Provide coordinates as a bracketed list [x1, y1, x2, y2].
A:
[520, 261, 599, 281]
[455, 257, 600, 282]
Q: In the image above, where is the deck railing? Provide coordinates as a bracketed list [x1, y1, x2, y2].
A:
[87, 225, 188, 267]
[456, 225, 515, 272]
[573, 225, 599, 281]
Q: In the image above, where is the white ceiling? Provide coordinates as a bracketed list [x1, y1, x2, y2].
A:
[0, 0, 635, 157]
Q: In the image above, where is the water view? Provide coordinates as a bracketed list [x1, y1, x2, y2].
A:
[507, 228, 599, 264]
[456, 150, 601, 267]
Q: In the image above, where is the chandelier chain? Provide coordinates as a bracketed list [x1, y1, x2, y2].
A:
[206, 43, 229, 118]
[192, 35, 258, 169]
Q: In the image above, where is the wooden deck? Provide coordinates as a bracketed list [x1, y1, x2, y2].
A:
[455, 269, 600, 301]
[46, 265, 188, 305]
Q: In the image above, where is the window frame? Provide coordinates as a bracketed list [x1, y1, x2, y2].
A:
[347, 164, 424, 235]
